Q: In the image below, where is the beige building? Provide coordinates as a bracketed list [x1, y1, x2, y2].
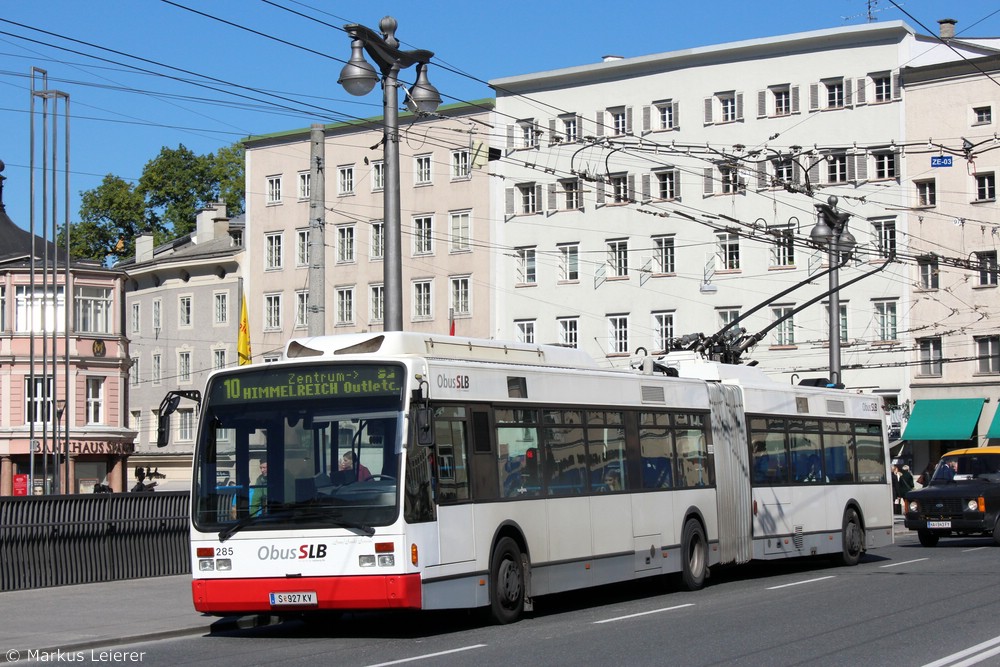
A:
[243, 100, 496, 360]
[901, 52, 1000, 470]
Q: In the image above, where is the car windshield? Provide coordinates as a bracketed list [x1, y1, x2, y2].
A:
[930, 453, 1000, 483]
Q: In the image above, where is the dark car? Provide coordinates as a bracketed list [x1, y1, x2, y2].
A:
[904, 446, 1000, 547]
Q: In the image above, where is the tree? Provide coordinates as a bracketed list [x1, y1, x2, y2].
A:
[138, 145, 216, 238]
[68, 174, 157, 264]
[213, 143, 245, 218]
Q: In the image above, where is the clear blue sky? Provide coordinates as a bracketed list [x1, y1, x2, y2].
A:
[0, 1, 997, 233]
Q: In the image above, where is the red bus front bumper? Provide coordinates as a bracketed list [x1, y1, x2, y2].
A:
[192, 574, 422, 614]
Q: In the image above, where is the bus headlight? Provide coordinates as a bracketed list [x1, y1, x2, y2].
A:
[198, 559, 215, 571]
[359, 555, 376, 567]
[216, 559, 232, 571]
[377, 554, 394, 567]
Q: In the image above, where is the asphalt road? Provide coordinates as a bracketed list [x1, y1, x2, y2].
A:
[101, 530, 1000, 667]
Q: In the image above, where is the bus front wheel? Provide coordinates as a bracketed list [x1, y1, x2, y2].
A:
[679, 518, 707, 591]
[489, 537, 525, 624]
[838, 508, 864, 565]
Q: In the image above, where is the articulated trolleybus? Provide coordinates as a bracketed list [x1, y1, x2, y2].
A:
[160, 332, 892, 624]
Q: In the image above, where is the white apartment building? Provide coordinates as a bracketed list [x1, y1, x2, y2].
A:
[243, 100, 496, 361]
[901, 52, 1000, 469]
[490, 20, 1000, 413]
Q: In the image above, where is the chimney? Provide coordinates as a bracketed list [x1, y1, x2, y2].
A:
[938, 18, 957, 40]
[195, 201, 228, 244]
[136, 232, 154, 263]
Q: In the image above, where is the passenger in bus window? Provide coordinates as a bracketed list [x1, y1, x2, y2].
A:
[799, 454, 826, 482]
[603, 469, 622, 492]
[249, 460, 268, 516]
[341, 451, 373, 482]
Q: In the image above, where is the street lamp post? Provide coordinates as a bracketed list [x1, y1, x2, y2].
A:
[338, 17, 442, 331]
[810, 196, 856, 386]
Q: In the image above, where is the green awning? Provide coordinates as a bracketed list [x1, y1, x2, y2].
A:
[987, 407, 1000, 439]
[902, 398, 985, 441]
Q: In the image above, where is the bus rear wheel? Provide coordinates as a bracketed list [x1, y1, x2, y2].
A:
[489, 537, 525, 624]
[838, 508, 864, 565]
[679, 518, 707, 591]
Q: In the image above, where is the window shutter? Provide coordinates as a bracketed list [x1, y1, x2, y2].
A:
[596, 180, 606, 206]
[809, 83, 819, 111]
[703, 167, 714, 196]
[641, 174, 651, 202]
[847, 153, 856, 182]
[736, 92, 744, 121]
[625, 106, 633, 134]
[548, 118, 557, 145]
[627, 174, 636, 202]
[506, 124, 515, 150]
[576, 115, 584, 139]
[548, 183, 557, 211]
[704, 97, 713, 124]
[844, 78, 853, 107]
[792, 160, 802, 185]
[535, 184, 544, 211]
[505, 187, 515, 216]
[596, 110, 605, 136]
[533, 121, 542, 146]
[808, 158, 820, 186]
[757, 163, 768, 190]
[642, 105, 651, 134]
[856, 153, 868, 182]
[892, 72, 901, 99]
[855, 78, 867, 105]
[791, 85, 800, 114]
[672, 170, 681, 201]
[892, 148, 900, 179]
[757, 90, 767, 118]
[672, 102, 680, 129]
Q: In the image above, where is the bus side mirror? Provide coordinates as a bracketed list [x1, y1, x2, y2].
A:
[415, 407, 434, 447]
[156, 395, 181, 448]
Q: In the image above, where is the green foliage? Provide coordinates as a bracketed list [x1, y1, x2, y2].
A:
[69, 142, 245, 264]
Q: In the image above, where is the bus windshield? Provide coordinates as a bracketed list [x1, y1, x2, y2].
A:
[191, 363, 406, 535]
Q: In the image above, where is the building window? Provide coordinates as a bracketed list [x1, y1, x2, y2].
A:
[653, 312, 674, 352]
[610, 171, 630, 201]
[516, 247, 536, 285]
[450, 276, 471, 316]
[916, 180, 936, 207]
[872, 219, 896, 258]
[266, 176, 281, 204]
[918, 338, 942, 376]
[264, 293, 282, 330]
[265, 233, 283, 270]
[24, 376, 53, 424]
[296, 229, 309, 266]
[130, 302, 140, 334]
[607, 239, 629, 278]
[338, 165, 354, 195]
[559, 244, 578, 281]
[718, 309, 740, 333]
[370, 221, 384, 259]
[75, 286, 112, 334]
[517, 183, 538, 214]
[828, 153, 848, 183]
[214, 349, 227, 370]
[720, 166, 744, 194]
[656, 101, 676, 129]
[719, 93, 738, 123]
[773, 87, 791, 115]
[610, 107, 628, 135]
[519, 120, 539, 148]
[415, 155, 432, 184]
[78, 383, 101, 427]
[178, 351, 191, 383]
[0, 286, 5, 331]
[977, 335, 1000, 373]
[771, 306, 795, 346]
[976, 173, 996, 201]
[974, 106, 993, 124]
[369, 284, 384, 323]
[413, 281, 432, 319]
[178, 409, 194, 442]
[214, 292, 228, 325]
[336, 287, 354, 325]
[152, 354, 161, 385]
[561, 179, 582, 209]
[773, 158, 793, 184]
[295, 291, 308, 328]
[413, 216, 433, 255]
[372, 161, 384, 191]
[450, 211, 471, 252]
[872, 75, 892, 103]
[298, 172, 310, 200]
[977, 250, 999, 286]
[655, 170, 677, 200]
[562, 115, 578, 142]
[516, 320, 535, 344]
[178, 295, 192, 327]
[451, 150, 470, 179]
[717, 232, 740, 270]
[918, 257, 939, 289]
[874, 301, 897, 342]
[337, 226, 355, 263]
[15, 286, 65, 333]
[608, 315, 629, 354]
[874, 152, 897, 180]
[653, 236, 676, 274]
[131, 359, 140, 387]
[826, 79, 845, 108]
[558, 317, 578, 347]
[771, 227, 795, 267]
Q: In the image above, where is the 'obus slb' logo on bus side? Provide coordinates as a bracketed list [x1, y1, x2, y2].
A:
[437, 373, 471, 390]
[258, 544, 328, 560]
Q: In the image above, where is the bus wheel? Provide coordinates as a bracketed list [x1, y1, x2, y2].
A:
[679, 518, 707, 591]
[918, 529, 940, 547]
[838, 508, 864, 565]
[489, 537, 525, 624]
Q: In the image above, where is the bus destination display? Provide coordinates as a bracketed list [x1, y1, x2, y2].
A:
[210, 364, 403, 405]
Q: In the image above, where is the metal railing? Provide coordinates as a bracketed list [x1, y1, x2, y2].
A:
[0, 492, 190, 591]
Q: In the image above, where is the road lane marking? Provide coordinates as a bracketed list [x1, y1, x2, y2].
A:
[961, 546, 989, 553]
[594, 603, 694, 623]
[766, 575, 835, 590]
[879, 558, 929, 568]
[366, 644, 487, 667]
[921, 634, 1000, 667]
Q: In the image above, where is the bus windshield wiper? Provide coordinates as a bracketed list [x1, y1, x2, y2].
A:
[218, 504, 374, 541]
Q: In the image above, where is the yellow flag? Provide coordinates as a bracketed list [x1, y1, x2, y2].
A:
[238, 296, 252, 365]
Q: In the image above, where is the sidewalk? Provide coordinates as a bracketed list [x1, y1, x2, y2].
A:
[0, 575, 217, 661]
